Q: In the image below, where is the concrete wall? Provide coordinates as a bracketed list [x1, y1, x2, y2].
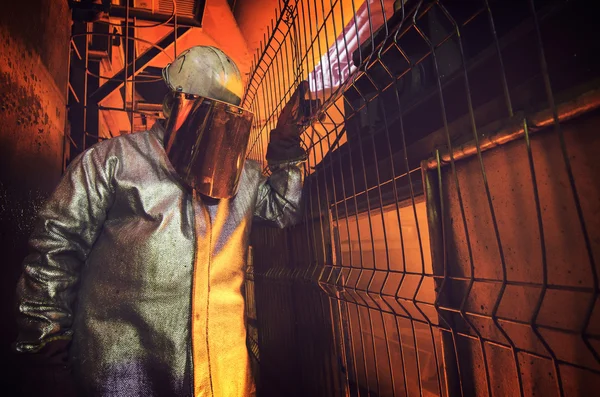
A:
[0, 0, 71, 391]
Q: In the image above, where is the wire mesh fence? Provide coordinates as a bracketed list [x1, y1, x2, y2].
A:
[245, 0, 600, 396]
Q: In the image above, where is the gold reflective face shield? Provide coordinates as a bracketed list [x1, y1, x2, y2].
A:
[164, 92, 254, 199]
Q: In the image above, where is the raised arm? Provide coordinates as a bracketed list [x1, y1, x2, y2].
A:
[253, 81, 320, 228]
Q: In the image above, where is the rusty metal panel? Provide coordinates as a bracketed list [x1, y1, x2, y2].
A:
[424, 110, 600, 396]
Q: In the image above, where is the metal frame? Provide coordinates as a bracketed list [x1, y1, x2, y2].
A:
[65, 0, 199, 165]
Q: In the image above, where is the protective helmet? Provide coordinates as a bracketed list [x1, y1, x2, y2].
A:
[162, 46, 244, 106]
[161, 46, 254, 199]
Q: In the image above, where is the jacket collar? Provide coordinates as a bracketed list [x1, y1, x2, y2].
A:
[149, 119, 167, 145]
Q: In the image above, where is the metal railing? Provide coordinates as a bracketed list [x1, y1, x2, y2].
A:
[66, 0, 189, 166]
[245, 0, 600, 396]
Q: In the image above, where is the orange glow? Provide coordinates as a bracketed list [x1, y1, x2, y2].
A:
[190, 191, 254, 396]
[338, 197, 432, 276]
[336, 196, 439, 396]
[244, 1, 401, 166]
[99, 0, 252, 137]
[146, 0, 251, 85]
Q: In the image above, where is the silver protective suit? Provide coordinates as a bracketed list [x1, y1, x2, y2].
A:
[15, 122, 304, 396]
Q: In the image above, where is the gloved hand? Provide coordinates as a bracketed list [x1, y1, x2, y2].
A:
[266, 81, 321, 165]
[16, 339, 78, 397]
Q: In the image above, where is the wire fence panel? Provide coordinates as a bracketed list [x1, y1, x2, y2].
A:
[245, 1, 600, 396]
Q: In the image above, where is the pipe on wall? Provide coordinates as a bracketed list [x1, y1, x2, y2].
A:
[425, 88, 600, 169]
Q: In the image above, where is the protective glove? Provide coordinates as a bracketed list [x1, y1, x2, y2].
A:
[266, 81, 321, 165]
[16, 339, 78, 397]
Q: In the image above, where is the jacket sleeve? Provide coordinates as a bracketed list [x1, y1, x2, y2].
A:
[253, 161, 305, 229]
[14, 147, 116, 353]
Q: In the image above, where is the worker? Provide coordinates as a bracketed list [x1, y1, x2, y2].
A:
[14, 46, 312, 397]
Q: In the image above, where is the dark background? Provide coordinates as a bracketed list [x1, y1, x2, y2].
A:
[0, 1, 71, 394]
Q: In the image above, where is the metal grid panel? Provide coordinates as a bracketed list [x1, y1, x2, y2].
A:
[246, 0, 600, 396]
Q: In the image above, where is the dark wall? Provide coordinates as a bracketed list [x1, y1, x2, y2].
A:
[0, 0, 71, 392]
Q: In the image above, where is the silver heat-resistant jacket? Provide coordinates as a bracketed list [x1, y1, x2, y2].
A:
[15, 122, 304, 396]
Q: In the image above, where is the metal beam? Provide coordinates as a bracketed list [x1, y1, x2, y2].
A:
[107, 6, 203, 27]
[88, 26, 190, 104]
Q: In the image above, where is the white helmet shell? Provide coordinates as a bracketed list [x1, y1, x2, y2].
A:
[162, 46, 243, 106]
